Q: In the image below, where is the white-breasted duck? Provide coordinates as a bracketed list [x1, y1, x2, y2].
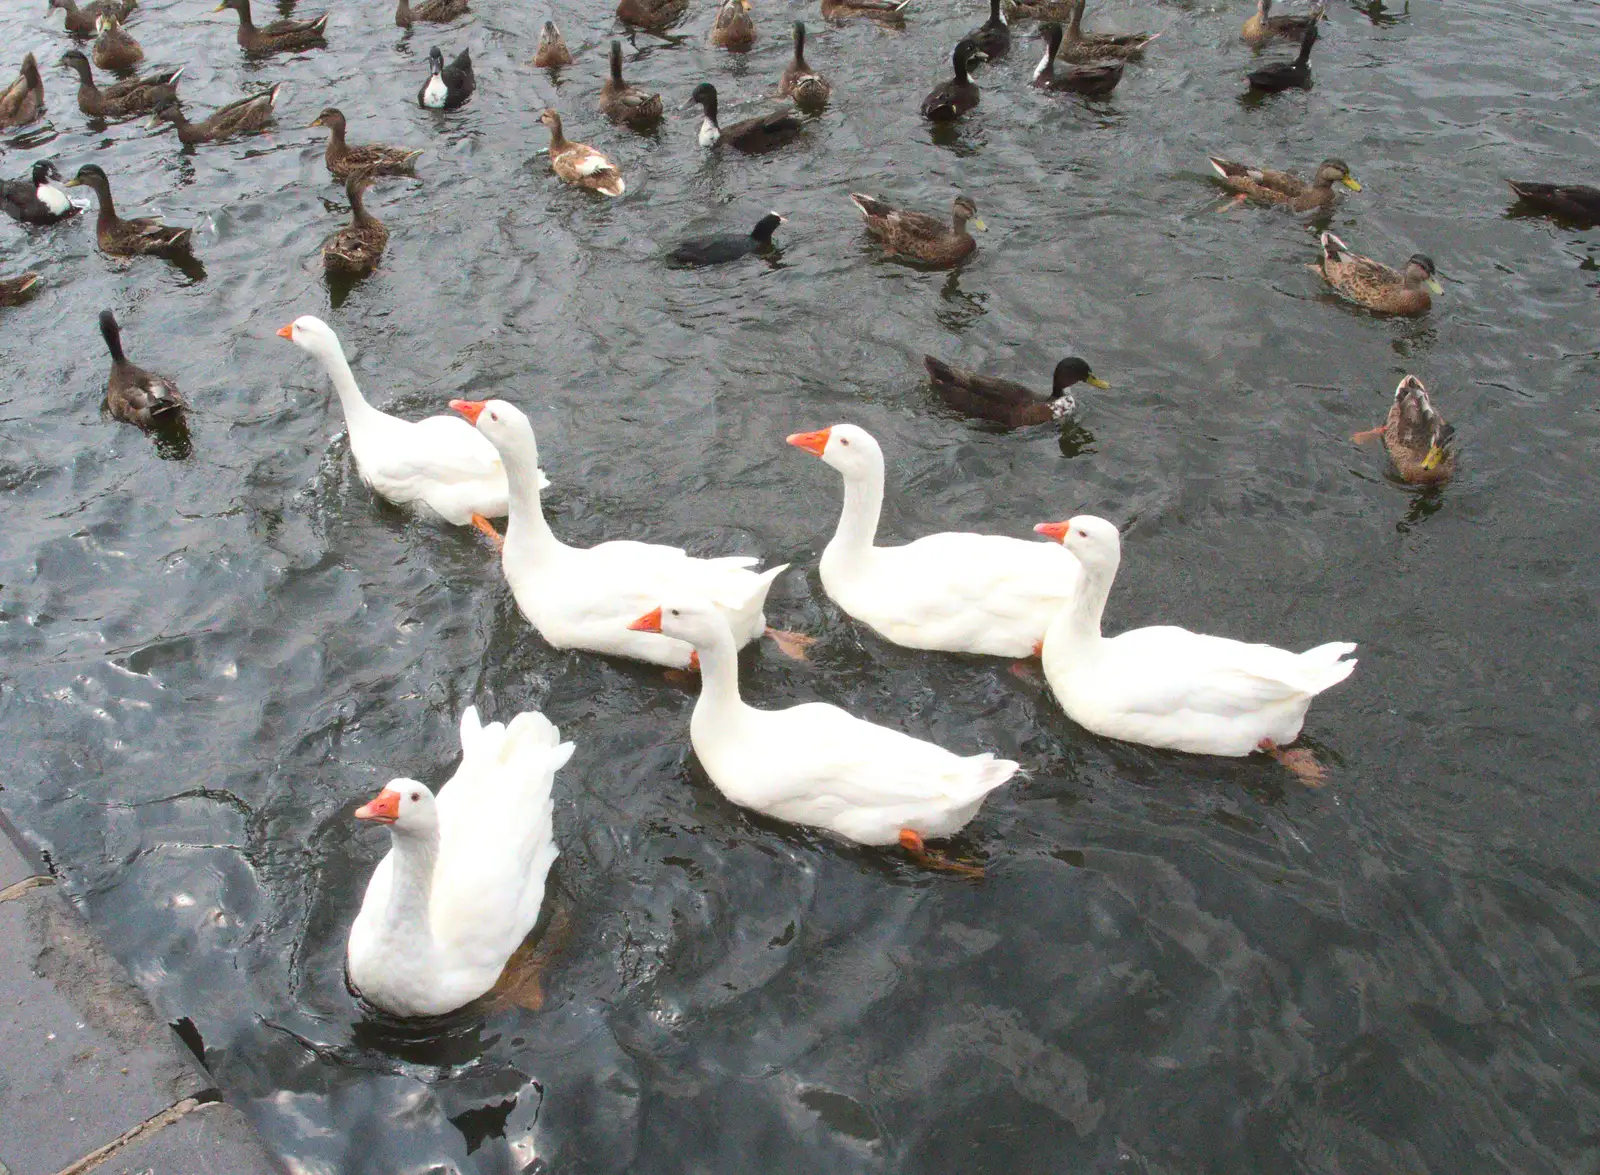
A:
[419, 46, 474, 108]
[687, 82, 801, 153]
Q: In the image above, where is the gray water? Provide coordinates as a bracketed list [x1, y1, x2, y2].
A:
[3, 0, 1599, 1169]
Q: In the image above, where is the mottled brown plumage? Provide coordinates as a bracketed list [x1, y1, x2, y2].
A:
[1059, 0, 1157, 60]
[1242, 0, 1326, 45]
[323, 175, 388, 276]
[711, 0, 757, 49]
[540, 109, 625, 197]
[92, 14, 145, 71]
[1353, 375, 1454, 485]
[101, 309, 186, 428]
[0, 272, 42, 306]
[66, 164, 194, 257]
[0, 53, 47, 128]
[600, 42, 662, 130]
[60, 50, 180, 118]
[214, 0, 328, 55]
[1210, 156, 1360, 211]
[149, 84, 277, 144]
[616, 0, 688, 32]
[395, 0, 468, 28]
[1313, 232, 1439, 316]
[48, 0, 138, 37]
[532, 21, 573, 67]
[851, 193, 984, 267]
[821, 0, 908, 24]
[311, 109, 422, 180]
[780, 22, 831, 107]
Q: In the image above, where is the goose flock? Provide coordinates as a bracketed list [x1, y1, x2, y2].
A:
[0, 0, 1594, 1024]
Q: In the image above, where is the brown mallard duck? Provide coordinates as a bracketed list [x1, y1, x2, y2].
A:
[850, 193, 984, 267]
[1004, 0, 1073, 22]
[966, 0, 1010, 60]
[0, 272, 42, 306]
[100, 309, 185, 427]
[1, 161, 77, 224]
[396, 0, 468, 28]
[66, 164, 194, 257]
[93, 14, 145, 71]
[687, 83, 801, 153]
[1210, 156, 1360, 211]
[532, 20, 573, 67]
[1242, 0, 1326, 45]
[1060, 0, 1157, 60]
[711, 0, 757, 50]
[59, 50, 180, 118]
[1352, 375, 1454, 485]
[214, 0, 328, 55]
[616, 0, 688, 32]
[1246, 19, 1316, 91]
[820, 0, 908, 25]
[0, 53, 47, 128]
[148, 84, 278, 144]
[925, 355, 1107, 427]
[1312, 232, 1439, 316]
[600, 42, 662, 130]
[1506, 181, 1600, 226]
[540, 109, 625, 196]
[48, 0, 138, 37]
[780, 22, 830, 108]
[310, 108, 422, 180]
[1031, 23, 1122, 95]
[921, 39, 980, 121]
[323, 175, 388, 276]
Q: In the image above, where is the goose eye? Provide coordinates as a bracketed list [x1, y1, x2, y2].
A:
[410, 791, 420, 802]
[1077, 529, 1088, 538]
[489, 411, 499, 421]
[670, 609, 680, 617]
[839, 438, 850, 446]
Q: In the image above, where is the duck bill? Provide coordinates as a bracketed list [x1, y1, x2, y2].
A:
[275, 323, 295, 339]
[449, 398, 486, 423]
[628, 607, 663, 633]
[785, 427, 830, 456]
[354, 790, 399, 823]
[969, 218, 987, 232]
[1424, 277, 1443, 295]
[308, 115, 324, 127]
[1341, 176, 1362, 191]
[1420, 445, 1447, 471]
[1033, 521, 1070, 542]
[64, 177, 82, 188]
[1085, 374, 1110, 389]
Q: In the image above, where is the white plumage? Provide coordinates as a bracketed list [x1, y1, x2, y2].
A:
[38, 182, 71, 215]
[422, 75, 447, 108]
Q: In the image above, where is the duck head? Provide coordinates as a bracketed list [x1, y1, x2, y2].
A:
[1035, 515, 1120, 574]
[1316, 158, 1361, 191]
[1405, 254, 1443, 294]
[786, 422, 882, 478]
[355, 779, 440, 838]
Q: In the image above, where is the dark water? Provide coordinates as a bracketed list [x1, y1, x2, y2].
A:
[4, 0, 1600, 1168]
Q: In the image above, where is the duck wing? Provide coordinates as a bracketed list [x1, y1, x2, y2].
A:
[923, 356, 1039, 405]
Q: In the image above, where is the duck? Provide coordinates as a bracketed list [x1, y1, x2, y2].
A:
[310, 107, 422, 181]
[687, 83, 801, 153]
[600, 41, 662, 130]
[920, 38, 980, 121]
[539, 108, 625, 196]
[1312, 231, 1439, 316]
[277, 316, 548, 525]
[923, 355, 1107, 428]
[66, 164, 194, 256]
[779, 22, 830, 108]
[100, 309, 185, 428]
[785, 424, 1083, 657]
[0, 53, 47, 128]
[532, 20, 573, 66]
[1059, 0, 1158, 60]
[820, 0, 908, 25]
[213, 0, 328, 56]
[346, 706, 570, 1019]
[322, 175, 388, 277]
[711, 0, 757, 50]
[629, 598, 1018, 854]
[1352, 375, 1454, 485]
[616, 0, 688, 32]
[1246, 19, 1316, 92]
[1036, 515, 1357, 763]
[395, 0, 468, 29]
[966, 0, 1010, 60]
[419, 46, 473, 109]
[59, 50, 180, 119]
[1506, 180, 1600, 226]
[1209, 156, 1360, 211]
[669, 212, 785, 265]
[1004, 0, 1073, 20]
[452, 398, 787, 669]
[1031, 23, 1122, 95]
[1, 272, 42, 305]
[850, 192, 983, 267]
[1242, 0, 1326, 45]
[148, 85, 278, 144]
[47, 0, 138, 37]
[92, 14, 144, 71]
[1, 160, 78, 225]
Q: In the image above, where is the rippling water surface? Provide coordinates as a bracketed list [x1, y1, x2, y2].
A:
[3, 0, 1599, 1169]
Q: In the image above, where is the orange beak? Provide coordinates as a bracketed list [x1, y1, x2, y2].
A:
[628, 607, 663, 633]
[1033, 521, 1070, 543]
[785, 428, 830, 457]
[450, 398, 486, 424]
[354, 789, 400, 824]
[275, 323, 294, 340]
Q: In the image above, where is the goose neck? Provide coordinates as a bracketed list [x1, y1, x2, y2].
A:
[315, 341, 383, 430]
[500, 432, 559, 559]
[1047, 556, 1111, 652]
[828, 461, 883, 562]
[372, 827, 440, 964]
[689, 623, 745, 726]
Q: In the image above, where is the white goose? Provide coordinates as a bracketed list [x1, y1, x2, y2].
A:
[786, 424, 1083, 657]
[278, 316, 548, 526]
[629, 598, 1018, 851]
[346, 705, 571, 1018]
[1036, 515, 1357, 762]
[456, 398, 788, 669]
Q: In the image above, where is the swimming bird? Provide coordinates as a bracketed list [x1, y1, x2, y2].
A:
[616, 0, 688, 32]
[1209, 156, 1360, 211]
[66, 164, 194, 256]
[0, 53, 47, 128]
[920, 38, 980, 121]
[923, 355, 1107, 427]
[214, 0, 328, 55]
[47, 0, 138, 37]
[687, 82, 801, 153]
[310, 108, 422, 181]
[1242, 0, 1326, 45]
[1506, 181, 1600, 225]
[92, 14, 144, 71]
[539, 109, 625, 196]
[600, 41, 663, 130]
[1312, 231, 1439, 316]
[395, 0, 468, 29]
[779, 22, 831, 108]
[532, 20, 573, 66]
[1031, 23, 1122, 95]
[1059, 0, 1157, 60]
[966, 0, 1010, 60]
[711, 0, 757, 50]
[1246, 19, 1316, 91]
[669, 212, 785, 265]
[0, 272, 43, 306]
[1351, 375, 1454, 485]
[1036, 515, 1356, 775]
[321, 174, 387, 277]
[850, 192, 983, 267]
[148, 85, 278, 144]
[100, 309, 185, 428]
[59, 50, 180, 119]
[820, 0, 909, 24]
[419, 46, 474, 108]
[1, 160, 77, 225]
[346, 706, 569, 1019]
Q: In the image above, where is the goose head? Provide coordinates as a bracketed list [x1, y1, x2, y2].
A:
[785, 422, 882, 479]
[355, 779, 440, 839]
[1035, 514, 1120, 574]
[276, 314, 344, 362]
[452, 397, 538, 459]
[628, 598, 726, 648]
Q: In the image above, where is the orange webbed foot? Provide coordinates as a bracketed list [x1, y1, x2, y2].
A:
[767, 628, 816, 661]
[1350, 426, 1386, 445]
[470, 513, 504, 549]
[1257, 738, 1327, 787]
[898, 829, 985, 879]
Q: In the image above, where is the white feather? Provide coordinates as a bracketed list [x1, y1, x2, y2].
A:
[38, 183, 71, 215]
[422, 75, 448, 108]
[698, 118, 721, 147]
[1032, 49, 1051, 79]
[575, 154, 609, 176]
